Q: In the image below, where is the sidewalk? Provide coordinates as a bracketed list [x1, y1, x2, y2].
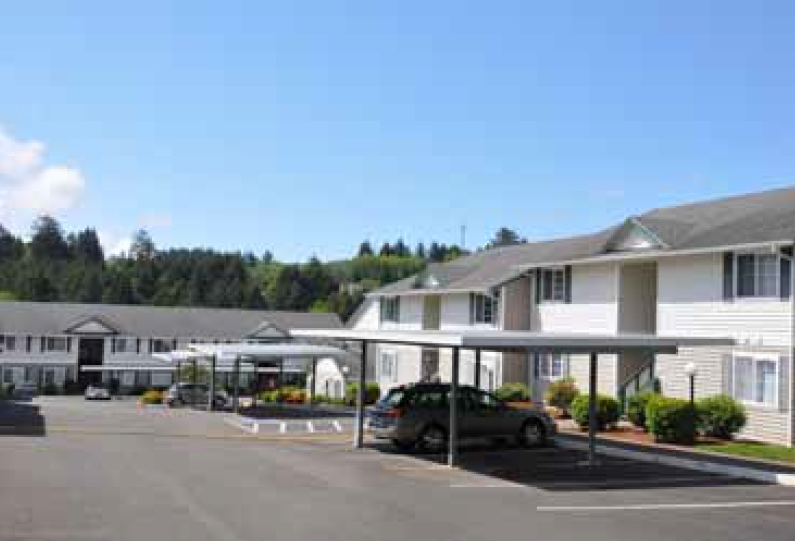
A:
[556, 420, 795, 486]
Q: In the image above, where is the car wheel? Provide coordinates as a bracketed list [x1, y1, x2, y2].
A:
[391, 439, 416, 453]
[518, 420, 547, 449]
[417, 424, 447, 454]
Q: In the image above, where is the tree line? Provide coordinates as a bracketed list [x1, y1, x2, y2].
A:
[0, 217, 526, 321]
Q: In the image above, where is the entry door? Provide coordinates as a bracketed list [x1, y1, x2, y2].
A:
[420, 349, 440, 382]
[78, 338, 105, 387]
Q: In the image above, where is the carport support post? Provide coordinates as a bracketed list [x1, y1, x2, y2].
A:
[449, 346, 460, 467]
[474, 348, 481, 390]
[587, 352, 598, 467]
[310, 357, 317, 409]
[191, 359, 198, 408]
[207, 355, 216, 412]
[354, 340, 368, 449]
[278, 358, 285, 407]
[175, 361, 181, 386]
[251, 362, 257, 409]
[233, 356, 240, 414]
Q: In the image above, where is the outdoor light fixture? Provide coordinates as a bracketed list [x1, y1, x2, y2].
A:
[684, 362, 698, 444]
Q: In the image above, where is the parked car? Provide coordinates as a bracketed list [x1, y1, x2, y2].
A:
[84, 384, 111, 400]
[165, 383, 228, 409]
[368, 383, 556, 452]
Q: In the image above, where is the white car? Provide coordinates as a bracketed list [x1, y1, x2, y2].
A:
[84, 384, 111, 400]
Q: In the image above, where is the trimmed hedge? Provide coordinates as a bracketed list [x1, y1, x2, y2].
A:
[645, 395, 695, 444]
[626, 391, 658, 430]
[345, 382, 381, 405]
[570, 394, 620, 431]
[495, 382, 531, 403]
[544, 378, 579, 412]
[697, 394, 747, 440]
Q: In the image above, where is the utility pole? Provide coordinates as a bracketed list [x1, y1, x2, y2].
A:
[460, 223, 466, 249]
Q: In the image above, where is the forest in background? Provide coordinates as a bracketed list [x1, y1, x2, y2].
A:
[0, 216, 526, 321]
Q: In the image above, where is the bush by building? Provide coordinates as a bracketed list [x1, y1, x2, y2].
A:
[544, 378, 578, 413]
[345, 382, 381, 405]
[626, 391, 658, 430]
[495, 382, 531, 403]
[570, 394, 620, 431]
[645, 395, 695, 444]
[140, 389, 164, 405]
[696, 394, 747, 440]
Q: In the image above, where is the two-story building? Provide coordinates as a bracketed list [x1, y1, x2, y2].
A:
[351, 186, 795, 446]
[0, 302, 343, 392]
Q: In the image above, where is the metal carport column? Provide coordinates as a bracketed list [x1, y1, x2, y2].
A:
[448, 347, 460, 467]
[353, 340, 368, 449]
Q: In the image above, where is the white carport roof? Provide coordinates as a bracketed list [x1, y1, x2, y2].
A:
[290, 329, 732, 354]
[187, 343, 349, 360]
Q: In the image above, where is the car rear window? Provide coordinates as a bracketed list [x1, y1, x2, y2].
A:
[379, 389, 405, 408]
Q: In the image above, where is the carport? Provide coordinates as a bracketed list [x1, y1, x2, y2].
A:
[155, 343, 350, 412]
[290, 329, 732, 467]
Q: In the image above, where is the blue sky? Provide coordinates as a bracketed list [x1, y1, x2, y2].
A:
[1, 1, 794, 261]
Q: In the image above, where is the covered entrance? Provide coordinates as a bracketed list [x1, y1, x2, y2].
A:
[77, 338, 104, 387]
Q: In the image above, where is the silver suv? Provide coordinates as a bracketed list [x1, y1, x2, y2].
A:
[369, 383, 556, 452]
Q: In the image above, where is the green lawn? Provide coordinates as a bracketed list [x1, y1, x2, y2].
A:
[695, 441, 795, 464]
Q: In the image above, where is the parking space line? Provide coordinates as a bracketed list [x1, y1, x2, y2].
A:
[537, 500, 795, 512]
[333, 420, 342, 432]
[279, 422, 286, 434]
[307, 421, 315, 433]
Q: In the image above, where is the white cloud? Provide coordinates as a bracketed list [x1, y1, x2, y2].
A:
[0, 127, 86, 218]
[98, 230, 132, 257]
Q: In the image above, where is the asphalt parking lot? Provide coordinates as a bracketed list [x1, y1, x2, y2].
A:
[1, 396, 794, 541]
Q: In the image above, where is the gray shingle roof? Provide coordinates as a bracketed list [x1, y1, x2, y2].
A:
[372, 185, 795, 296]
[0, 301, 342, 337]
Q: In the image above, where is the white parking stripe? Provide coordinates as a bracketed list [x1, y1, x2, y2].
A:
[307, 421, 315, 433]
[333, 421, 342, 432]
[279, 422, 286, 434]
[537, 501, 795, 512]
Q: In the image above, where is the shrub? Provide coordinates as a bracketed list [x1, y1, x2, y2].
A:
[570, 394, 620, 431]
[42, 382, 59, 396]
[626, 391, 659, 430]
[258, 390, 279, 403]
[544, 378, 579, 412]
[345, 382, 381, 405]
[495, 382, 531, 403]
[140, 389, 164, 405]
[63, 380, 81, 395]
[645, 396, 695, 444]
[697, 395, 747, 440]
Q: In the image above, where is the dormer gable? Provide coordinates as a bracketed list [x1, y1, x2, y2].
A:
[63, 315, 120, 335]
[604, 218, 667, 253]
[246, 321, 289, 340]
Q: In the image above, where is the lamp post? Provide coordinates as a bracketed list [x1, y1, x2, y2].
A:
[684, 362, 698, 444]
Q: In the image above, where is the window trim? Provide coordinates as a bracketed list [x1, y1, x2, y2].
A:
[472, 293, 498, 325]
[381, 296, 400, 324]
[734, 251, 782, 300]
[535, 353, 569, 381]
[379, 350, 398, 383]
[45, 336, 68, 353]
[539, 267, 567, 303]
[732, 352, 779, 408]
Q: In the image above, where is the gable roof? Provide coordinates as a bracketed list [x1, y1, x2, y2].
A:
[0, 301, 342, 337]
[371, 185, 795, 297]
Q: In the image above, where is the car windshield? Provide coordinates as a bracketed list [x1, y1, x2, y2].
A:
[378, 389, 405, 408]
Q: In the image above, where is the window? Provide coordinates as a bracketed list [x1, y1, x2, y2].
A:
[46, 337, 68, 352]
[3, 370, 13, 384]
[736, 253, 780, 298]
[379, 351, 398, 383]
[540, 268, 566, 302]
[732, 353, 778, 407]
[381, 297, 400, 323]
[151, 339, 173, 353]
[471, 293, 498, 324]
[0, 335, 16, 352]
[535, 354, 569, 381]
[114, 338, 129, 353]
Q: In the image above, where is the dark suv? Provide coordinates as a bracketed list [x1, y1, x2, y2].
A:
[368, 383, 556, 452]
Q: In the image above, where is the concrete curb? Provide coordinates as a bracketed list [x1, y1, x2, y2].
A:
[556, 437, 795, 487]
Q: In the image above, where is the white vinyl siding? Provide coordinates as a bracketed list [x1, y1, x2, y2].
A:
[657, 253, 792, 445]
